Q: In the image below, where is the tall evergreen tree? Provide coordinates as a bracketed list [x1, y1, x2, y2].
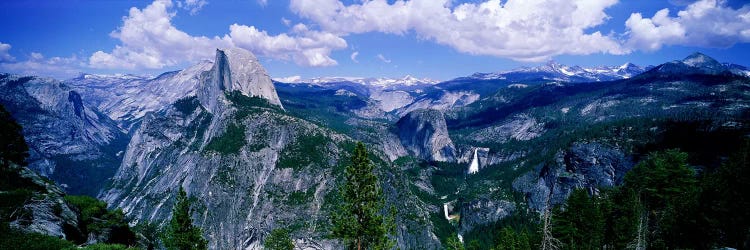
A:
[495, 227, 532, 250]
[622, 149, 698, 249]
[135, 221, 161, 250]
[332, 142, 394, 250]
[552, 189, 605, 250]
[702, 140, 750, 248]
[163, 186, 208, 250]
[0, 104, 28, 169]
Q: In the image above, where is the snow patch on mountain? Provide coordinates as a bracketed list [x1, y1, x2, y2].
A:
[465, 61, 647, 82]
[274, 75, 439, 88]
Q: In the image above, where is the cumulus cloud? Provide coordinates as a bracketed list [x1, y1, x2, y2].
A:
[176, 0, 208, 15]
[0, 51, 83, 79]
[350, 51, 359, 63]
[377, 54, 391, 63]
[290, 0, 627, 62]
[228, 23, 346, 66]
[90, 0, 347, 70]
[625, 0, 750, 51]
[89, 0, 226, 69]
[0, 42, 15, 62]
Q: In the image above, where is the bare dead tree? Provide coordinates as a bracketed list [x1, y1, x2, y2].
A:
[541, 184, 561, 250]
[628, 197, 647, 250]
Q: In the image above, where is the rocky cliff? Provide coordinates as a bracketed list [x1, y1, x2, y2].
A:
[0, 74, 128, 196]
[396, 109, 456, 162]
[512, 142, 633, 212]
[102, 48, 438, 249]
[198, 48, 282, 114]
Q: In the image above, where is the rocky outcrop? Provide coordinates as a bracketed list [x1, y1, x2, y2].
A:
[458, 198, 515, 234]
[512, 142, 633, 212]
[396, 109, 456, 162]
[198, 48, 282, 114]
[469, 114, 545, 143]
[7, 165, 81, 240]
[0, 74, 128, 196]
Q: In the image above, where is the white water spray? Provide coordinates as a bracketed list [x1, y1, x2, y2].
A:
[468, 148, 479, 174]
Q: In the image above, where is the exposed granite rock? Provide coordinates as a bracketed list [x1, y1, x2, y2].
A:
[469, 114, 545, 143]
[396, 109, 456, 162]
[458, 198, 515, 234]
[8, 165, 81, 240]
[198, 48, 282, 114]
[102, 47, 440, 249]
[512, 142, 633, 212]
[0, 74, 128, 196]
[66, 62, 213, 131]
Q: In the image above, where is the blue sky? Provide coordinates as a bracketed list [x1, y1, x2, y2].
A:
[0, 0, 749, 80]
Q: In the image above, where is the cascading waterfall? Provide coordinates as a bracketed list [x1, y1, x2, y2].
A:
[468, 148, 479, 174]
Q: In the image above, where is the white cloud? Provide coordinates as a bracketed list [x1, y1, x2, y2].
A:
[290, 0, 627, 62]
[90, 0, 226, 69]
[0, 51, 83, 79]
[0, 42, 15, 62]
[625, 0, 750, 51]
[176, 0, 208, 15]
[257, 0, 267, 7]
[90, 0, 347, 70]
[281, 17, 291, 26]
[377, 54, 391, 63]
[229, 23, 346, 67]
[350, 51, 359, 63]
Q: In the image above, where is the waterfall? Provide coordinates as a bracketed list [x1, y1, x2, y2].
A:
[468, 148, 479, 174]
[443, 203, 451, 220]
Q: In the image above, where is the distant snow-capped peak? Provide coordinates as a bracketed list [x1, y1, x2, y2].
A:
[466, 61, 647, 82]
[273, 75, 440, 87]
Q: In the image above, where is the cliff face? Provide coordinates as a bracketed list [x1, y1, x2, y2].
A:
[512, 142, 633, 212]
[0, 74, 127, 196]
[396, 109, 456, 162]
[102, 99, 344, 249]
[198, 48, 282, 114]
[101, 48, 330, 248]
[458, 198, 515, 234]
[101, 48, 439, 249]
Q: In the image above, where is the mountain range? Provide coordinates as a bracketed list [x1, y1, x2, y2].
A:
[1, 49, 749, 249]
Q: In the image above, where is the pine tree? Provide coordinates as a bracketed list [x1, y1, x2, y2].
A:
[0, 104, 28, 169]
[163, 186, 208, 250]
[332, 142, 394, 250]
[622, 149, 698, 249]
[135, 221, 161, 250]
[264, 228, 294, 250]
[552, 189, 605, 250]
[496, 227, 520, 250]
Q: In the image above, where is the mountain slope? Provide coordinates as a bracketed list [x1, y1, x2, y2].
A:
[101, 48, 440, 249]
[66, 62, 212, 131]
[0, 74, 128, 196]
